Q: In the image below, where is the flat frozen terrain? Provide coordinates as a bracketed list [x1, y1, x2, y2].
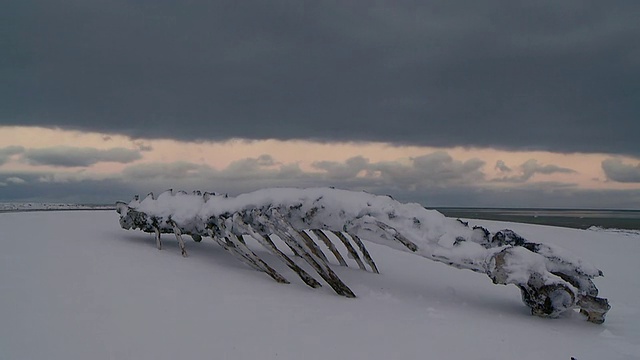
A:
[1, 210, 638, 359]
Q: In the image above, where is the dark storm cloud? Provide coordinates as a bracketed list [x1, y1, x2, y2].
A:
[3, 1, 639, 155]
[602, 158, 640, 183]
[24, 146, 142, 167]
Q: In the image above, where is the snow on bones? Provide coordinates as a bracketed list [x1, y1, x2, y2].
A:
[116, 187, 610, 323]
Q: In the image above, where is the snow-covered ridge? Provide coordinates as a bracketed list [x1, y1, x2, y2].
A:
[0, 203, 114, 212]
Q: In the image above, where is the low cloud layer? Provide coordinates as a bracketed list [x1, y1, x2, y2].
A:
[0, 146, 25, 165]
[1, 165, 637, 209]
[23, 147, 142, 167]
[495, 159, 575, 183]
[3, 1, 639, 155]
[3, 151, 634, 208]
[602, 158, 640, 183]
[312, 152, 485, 190]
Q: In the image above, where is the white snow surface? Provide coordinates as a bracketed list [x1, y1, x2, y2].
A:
[588, 226, 640, 237]
[1, 210, 638, 360]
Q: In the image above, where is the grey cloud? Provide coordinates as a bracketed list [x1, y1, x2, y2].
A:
[223, 154, 280, 177]
[24, 146, 142, 167]
[2, 1, 639, 155]
[134, 141, 153, 152]
[118, 151, 486, 198]
[312, 156, 370, 180]
[373, 152, 486, 188]
[6, 176, 26, 184]
[495, 160, 511, 173]
[214, 155, 314, 186]
[496, 159, 575, 183]
[602, 158, 640, 183]
[410, 152, 485, 184]
[120, 156, 315, 192]
[0, 176, 27, 187]
[522, 159, 575, 178]
[122, 161, 211, 180]
[312, 151, 485, 189]
[0, 146, 25, 165]
[2, 166, 638, 209]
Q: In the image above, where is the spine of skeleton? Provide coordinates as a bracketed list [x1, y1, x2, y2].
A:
[116, 187, 610, 323]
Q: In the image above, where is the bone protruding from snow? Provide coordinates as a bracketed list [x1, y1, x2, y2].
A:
[263, 233, 322, 288]
[311, 229, 348, 267]
[485, 246, 611, 319]
[154, 226, 162, 250]
[170, 221, 188, 257]
[346, 217, 418, 252]
[331, 231, 367, 271]
[577, 295, 611, 324]
[217, 217, 289, 284]
[232, 234, 290, 284]
[268, 210, 356, 298]
[348, 234, 379, 274]
[297, 230, 330, 264]
[231, 214, 321, 288]
[374, 221, 419, 252]
[206, 227, 264, 273]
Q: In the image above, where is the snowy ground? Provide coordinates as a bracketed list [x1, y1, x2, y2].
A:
[1, 210, 638, 360]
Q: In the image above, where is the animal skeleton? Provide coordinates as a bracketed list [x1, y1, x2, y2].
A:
[116, 187, 610, 323]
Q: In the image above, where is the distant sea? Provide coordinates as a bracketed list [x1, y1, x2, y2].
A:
[2, 203, 639, 231]
[434, 208, 640, 231]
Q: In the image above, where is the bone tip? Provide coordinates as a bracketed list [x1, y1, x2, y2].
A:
[115, 201, 128, 214]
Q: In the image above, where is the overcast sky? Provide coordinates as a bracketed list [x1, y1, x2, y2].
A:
[1, 1, 639, 208]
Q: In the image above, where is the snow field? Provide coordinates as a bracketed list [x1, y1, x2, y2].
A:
[0, 211, 638, 360]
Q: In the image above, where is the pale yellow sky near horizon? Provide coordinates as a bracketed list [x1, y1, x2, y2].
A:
[1, 126, 639, 192]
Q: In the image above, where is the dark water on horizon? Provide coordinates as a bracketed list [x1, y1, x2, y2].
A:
[2, 203, 639, 231]
[434, 208, 640, 230]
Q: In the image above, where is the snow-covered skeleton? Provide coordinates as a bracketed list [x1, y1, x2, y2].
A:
[116, 188, 610, 323]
